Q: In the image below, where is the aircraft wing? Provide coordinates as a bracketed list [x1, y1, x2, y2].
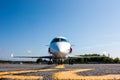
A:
[11, 54, 53, 59]
[68, 55, 105, 59]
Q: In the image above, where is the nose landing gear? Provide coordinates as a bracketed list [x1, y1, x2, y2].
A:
[57, 59, 63, 65]
[48, 58, 73, 65]
[48, 58, 53, 65]
[69, 59, 73, 65]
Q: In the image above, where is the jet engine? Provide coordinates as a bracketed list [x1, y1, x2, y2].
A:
[69, 47, 72, 53]
[48, 47, 51, 54]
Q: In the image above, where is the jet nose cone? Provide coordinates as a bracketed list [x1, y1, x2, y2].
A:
[50, 42, 70, 54]
[54, 44, 61, 52]
[55, 43, 65, 53]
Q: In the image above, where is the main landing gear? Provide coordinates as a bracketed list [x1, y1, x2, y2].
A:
[48, 59, 53, 65]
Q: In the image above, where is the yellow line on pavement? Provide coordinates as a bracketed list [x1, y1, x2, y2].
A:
[0, 75, 43, 80]
[0, 69, 56, 75]
[52, 68, 120, 80]
[0, 69, 57, 80]
[55, 64, 65, 69]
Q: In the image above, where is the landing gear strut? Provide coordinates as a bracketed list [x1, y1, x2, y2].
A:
[48, 59, 53, 65]
[57, 59, 63, 65]
[69, 59, 73, 65]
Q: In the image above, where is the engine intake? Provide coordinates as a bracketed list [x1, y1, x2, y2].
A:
[69, 47, 72, 53]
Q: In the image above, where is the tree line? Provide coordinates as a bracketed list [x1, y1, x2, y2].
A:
[64, 54, 120, 64]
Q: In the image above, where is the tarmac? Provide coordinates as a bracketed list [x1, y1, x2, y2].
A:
[0, 64, 120, 80]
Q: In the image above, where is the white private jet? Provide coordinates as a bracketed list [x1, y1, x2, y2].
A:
[11, 36, 102, 64]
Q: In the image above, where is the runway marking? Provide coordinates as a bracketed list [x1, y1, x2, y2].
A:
[0, 69, 57, 80]
[0, 69, 57, 75]
[55, 64, 65, 69]
[0, 75, 43, 80]
[52, 68, 120, 80]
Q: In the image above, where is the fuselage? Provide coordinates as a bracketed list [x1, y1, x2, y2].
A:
[48, 36, 72, 59]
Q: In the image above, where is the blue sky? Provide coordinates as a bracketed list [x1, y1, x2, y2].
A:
[0, 0, 120, 60]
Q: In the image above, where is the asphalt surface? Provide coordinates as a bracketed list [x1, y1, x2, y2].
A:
[0, 64, 120, 80]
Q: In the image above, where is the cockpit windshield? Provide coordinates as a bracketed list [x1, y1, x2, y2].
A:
[51, 38, 69, 43]
[60, 38, 68, 42]
[52, 38, 59, 43]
